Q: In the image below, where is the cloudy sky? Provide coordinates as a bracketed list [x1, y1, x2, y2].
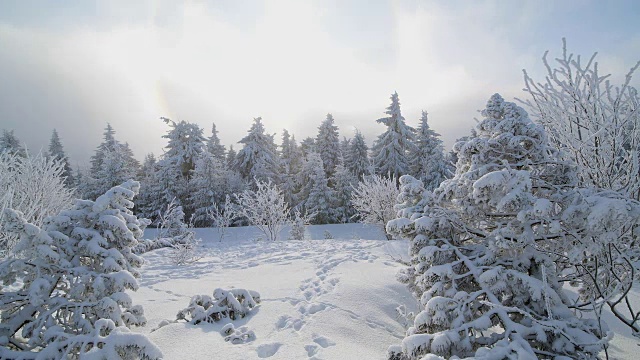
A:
[1, 0, 639, 166]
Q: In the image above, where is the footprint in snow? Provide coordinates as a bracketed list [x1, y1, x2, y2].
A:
[313, 335, 336, 348]
[305, 344, 319, 357]
[256, 342, 282, 358]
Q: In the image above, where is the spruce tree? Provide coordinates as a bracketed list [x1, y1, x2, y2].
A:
[47, 129, 75, 187]
[387, 94, 605, 359]
[206, 122, 226, 162]
[226, 145, 237, 169]
[371, 92, 416, 179]
[409, 111, 450, 191]
[331, 161, 357, 223]
[0, 129, 26, 157]
[316, 113, 341, 177]
[279, 130, 304, 207]
[345, 130, 370, 180]
[234, 117, 279, 186]
[300, 153, 334, 224]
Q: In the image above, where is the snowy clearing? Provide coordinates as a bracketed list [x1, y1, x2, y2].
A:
[133, 224, 640, 359]
[134, 224, 416, 359]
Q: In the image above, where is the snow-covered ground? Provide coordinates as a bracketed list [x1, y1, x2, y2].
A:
[134, 224, 639, 359]
[135, 224, 416, 359]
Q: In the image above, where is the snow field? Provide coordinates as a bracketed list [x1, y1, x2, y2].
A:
[134, 224, 416, 359]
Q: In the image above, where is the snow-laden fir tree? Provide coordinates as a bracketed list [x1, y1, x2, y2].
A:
[189, 152, 246, 227]
[226, 145, 237, 169]
[340, 137, 351, 161]
[234, 117, 279, 187]
[299, 137, 316, 157]
[331, 161, 357, 223]
[316, 113, 341, 178]
[160, 117, 205, 180]
[298, 153, 334, 224]
[206, 122, 226, 162]
[47, 129, 75, 187]
[387, 94, 607, 360]
[409, 111, 450, 191]
[135, 153, 161, 221]
[372, 92, 416, 179]
[0, 129, 26, 157]
[346, 130, 371, 180]
[279, 130, 304, 207]
[154, 118, 206, 219]
[82, 124, 140, 200]
[0, 180, 161, 359]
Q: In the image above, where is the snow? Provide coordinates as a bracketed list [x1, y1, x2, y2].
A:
[133, 223, 416, 359]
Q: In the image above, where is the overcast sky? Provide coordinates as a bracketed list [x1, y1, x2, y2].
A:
[1, 0, 639, 166]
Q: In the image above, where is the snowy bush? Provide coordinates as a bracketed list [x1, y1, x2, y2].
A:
[387, 94, 608, 359]
[351, 174, 400, 239]
[176, 288, 261, 324]
[323, 230, 333, 239]
[236, 180, 290, 241]
[0, 151, 73, 255]
[133, 198, 198, 255]
[208, 195, 238, 241]
[289, 210, 311, 240]
[521, 39, 640, 200]
[0, 180, 161, 358]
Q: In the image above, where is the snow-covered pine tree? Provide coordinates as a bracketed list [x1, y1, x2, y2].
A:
[226, 145, 237, 170]
[340, 137, 351, 160]
[279, 130, 304, 207]
[189, 151, 246, 227]
[345, 129, 370, 180]
[372, 92, 416, 179]
[155, 117, 206, 219]
[206, 122, 226, 162]
[409, 111, 450, 191]
[299, 137, 316, 157]
[0, 180, 161, 359]
[331, 161, 357, 223]
[316, 113, 341, 178]
[0, 129, 26, 157]
[387, 94, 606, 359]
[234, 117, 279, 187]
[84, 124, 140, 200]
[160, 117, 206, 180]
[136, 153, 162, 222]
[47, 129, 75, 187]
[89, 124, 117, 175]
[298, 153, 334, 224]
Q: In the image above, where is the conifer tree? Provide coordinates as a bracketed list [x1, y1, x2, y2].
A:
[0, 129, 26, 157]
[409, 111, 450, 191]
[226, 145, 237, 169]
[136, 153, 162, 221]
[300, 153, 334, 224]
[387, 94, 606, 359]
[316, 113, 341, 177]
[0, 181, 161, 359]
[345, 130, 370, 180]
[331, 161, 357, 223]
[234, 117, 279, 186]
[47, 129, 75, 187]
[206, 122, 226, 162]
[371, 92, 416, 179]
[279, 130, 304, 207]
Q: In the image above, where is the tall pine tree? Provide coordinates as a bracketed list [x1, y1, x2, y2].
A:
[409, 111, 450, 191]
[47, 129, 75, 187]
[316, 113, 341, 178]
[206, 122, 226, 162]
[371, 92, 416, 179]
[234, 117, 279, 186]
[345, 130, 370, 180]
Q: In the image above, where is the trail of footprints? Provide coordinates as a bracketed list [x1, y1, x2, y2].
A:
[272, 242, 383, 358]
